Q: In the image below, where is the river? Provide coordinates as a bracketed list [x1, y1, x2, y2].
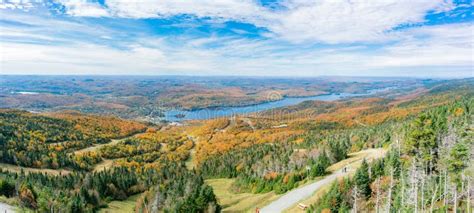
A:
[164, 87, 394, 121]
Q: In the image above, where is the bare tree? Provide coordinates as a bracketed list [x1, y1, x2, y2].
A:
[375, 177, 381, 213]
[421, 170, 425, 212]
[444, 170, 448, 209]
[401, 169, 405, 209]
[415, 173, 418, 213]
[453, 184, 457, 213]
[407, 159, 420, 213]
[430, 180, 439, 213]
[386, 168, 394, 213]
[467, 178, 471, 213]
[352, 185, 359, 213]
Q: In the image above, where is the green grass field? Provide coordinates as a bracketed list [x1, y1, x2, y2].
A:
[99, 194, 141, 213]
[206, 178, 280, 212]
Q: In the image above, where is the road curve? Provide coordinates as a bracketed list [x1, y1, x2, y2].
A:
[259, 170, 347, 213]
[260, 148, 386, 213]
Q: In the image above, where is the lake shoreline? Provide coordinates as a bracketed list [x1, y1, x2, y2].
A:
[163, 87, 395, 121]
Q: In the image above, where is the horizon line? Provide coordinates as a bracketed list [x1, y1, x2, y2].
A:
[1, 74, 472, 80]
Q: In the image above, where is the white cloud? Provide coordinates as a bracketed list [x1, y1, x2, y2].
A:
[367, 23, 474, 68]
[99, 0, 457, 43]
[58, 0, 109, 17]
[105, 0, 269, 23]
[1, 0, 457, 43]
[270, 0, 448, 43]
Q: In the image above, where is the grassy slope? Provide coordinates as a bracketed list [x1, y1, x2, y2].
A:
[205, 178, 280, 212]
[98, 194, 141, 213]
[0, 162, 71, 176]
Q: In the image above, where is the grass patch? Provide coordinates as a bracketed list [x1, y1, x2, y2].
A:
[185, 148, 196, 170]
[92, 159, 114, 172]
[0, 163, 71, 176]
[74, 139, 122, 155]
[206, 178, 281, 213]
[99, 194, 140, 213]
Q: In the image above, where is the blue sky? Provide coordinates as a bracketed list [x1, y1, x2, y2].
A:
[0, 0, 473, 77]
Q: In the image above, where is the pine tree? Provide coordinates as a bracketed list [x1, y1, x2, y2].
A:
[354, 159, 371, 198]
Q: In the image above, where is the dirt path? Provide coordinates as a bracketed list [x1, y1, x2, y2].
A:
[92, 159, 115, 172]
[185, 135, 198, 170]
[73, 138, 123, 155]
[74, 132, 147, 155]
[260, 148, 387, 213]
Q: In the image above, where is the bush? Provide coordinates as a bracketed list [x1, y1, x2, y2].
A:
[0, 179, 15, 197]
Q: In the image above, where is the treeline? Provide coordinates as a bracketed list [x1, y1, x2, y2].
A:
[0, 166, 157, 212]
[0, 161, 220, 212]
[300, 121, 398, 154]
[308, 98, 473, 212]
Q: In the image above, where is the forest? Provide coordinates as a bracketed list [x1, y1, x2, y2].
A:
[308, 98, 473, 212]
[0, 78, 472, 212]
[0, 110, 219, 212]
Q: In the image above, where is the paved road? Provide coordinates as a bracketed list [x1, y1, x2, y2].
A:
[0, 202, 15, 213]
[260, 148, 386, 213]
[260, 169, 347, 213]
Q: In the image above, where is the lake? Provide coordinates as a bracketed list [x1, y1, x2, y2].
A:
[164, 87, 394, 121]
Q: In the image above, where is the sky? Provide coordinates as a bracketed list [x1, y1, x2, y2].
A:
[0, 0, 473, 77]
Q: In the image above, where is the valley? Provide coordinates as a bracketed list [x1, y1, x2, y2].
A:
[0, 76, 420, 122]
[0, 77, 472, 212]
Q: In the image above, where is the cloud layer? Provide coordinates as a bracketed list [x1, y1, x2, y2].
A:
[53, 0, 457, 43]
[0, 0, 473, 77]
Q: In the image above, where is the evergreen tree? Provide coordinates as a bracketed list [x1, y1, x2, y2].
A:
[353, 159, 371, 198]
[310, 152, 330, 177]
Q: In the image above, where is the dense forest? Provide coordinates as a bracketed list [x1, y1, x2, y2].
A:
[0, 162, 218, 212]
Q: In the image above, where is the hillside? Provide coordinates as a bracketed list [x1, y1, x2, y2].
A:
[0, 78, 472, 212]
[0, 111, 218, 212]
